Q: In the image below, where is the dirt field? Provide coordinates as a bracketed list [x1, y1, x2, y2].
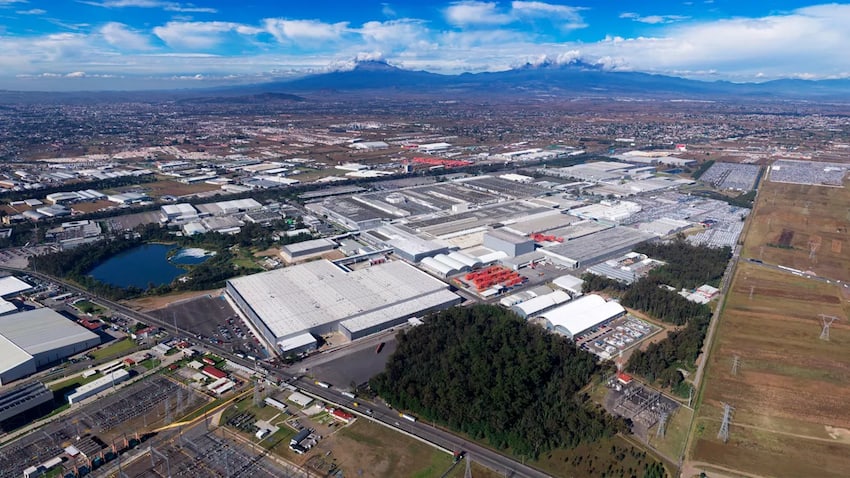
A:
[688, 179, 850, 477]
[140, 179, 221, 198]
[743, 181, 850, 282]
[124, 289, 220, 312]
[71, 200, 115, 213]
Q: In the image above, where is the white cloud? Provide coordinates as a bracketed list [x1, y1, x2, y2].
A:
[81, 0, 217, 13]
[100, 22, 154, 50]
[620, 12, 690, 24]
[445, 1, 512, 27]
[381, 3, 396, 18]
[263, 18, 348, 43]
[512, 1, 586, 29]
[65, 71, 86, 77]
[16, 8, 45, 15]
[0, 0, 27, 5]
[153, 21, 262, 49]
[359, 19, 430, 47]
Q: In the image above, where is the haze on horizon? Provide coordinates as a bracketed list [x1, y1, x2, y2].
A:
[1, 0, 849, 90]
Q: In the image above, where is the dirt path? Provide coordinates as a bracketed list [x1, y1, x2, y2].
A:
[124, 289, 222, 312]
[681, 460, 770, 478]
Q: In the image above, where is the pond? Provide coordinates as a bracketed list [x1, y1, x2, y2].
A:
[88, 243, 213, 289]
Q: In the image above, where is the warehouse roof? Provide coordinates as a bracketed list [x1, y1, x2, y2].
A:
[540, 295, 625, 337]
[0, 334, 33, 377]
[0, 308, 99, 356]
[282, 238, 336, 255]
[552, 274, 583, 293]
[484, 228, 532, 245]
[227, 260, 457, 341]
[511, 290, 571, 318]
[542, 227, 653, 265]
[0, 276, 32, 298]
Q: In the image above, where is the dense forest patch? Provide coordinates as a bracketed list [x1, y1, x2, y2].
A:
[370, 305, 626, 459]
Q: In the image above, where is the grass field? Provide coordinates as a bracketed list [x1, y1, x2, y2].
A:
[534, 436, 667, 478]
[325, 419, 503, 478]
[89, 337, 136, 360]
[687, 179, 850, 477]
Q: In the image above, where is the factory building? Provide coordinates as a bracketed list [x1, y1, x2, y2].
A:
[160, 203, 201, 223]
[280, 238, 337, 263]
[540, 227, 654, 269]
[0, 308, 100, 385]
[0, 382, 52, 424]
[511, 290, 571, 319]
[66, 369, 130, 404]
[362, 224, 450, 262]
[538, 295, 626, 340]
[226, 260, 461, 356]
[483, 229, 535, 257]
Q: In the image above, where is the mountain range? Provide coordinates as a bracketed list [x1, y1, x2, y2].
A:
[2, 60, 849, 102]
[234, 60, 850, 101]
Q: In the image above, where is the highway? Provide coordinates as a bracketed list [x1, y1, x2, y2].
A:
[5, 266, 553, 477]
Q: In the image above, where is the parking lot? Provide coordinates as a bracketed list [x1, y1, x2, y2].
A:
[576, 315, 660, 360]
[304, 333, 398, 389]
[151, 294, 268, 359]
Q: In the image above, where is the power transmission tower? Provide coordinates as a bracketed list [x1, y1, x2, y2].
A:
[253, 380, 263, 408]
[656, 412, 668, 439]
[809, 240, 820, 261]
[819, 314, 839, 341]
[687, 385, 694, 408]
[731, 356, 740, 376]
[749, 286, 754, 300]
[718, 403, 734, 443]
[465, 453, 472, 478]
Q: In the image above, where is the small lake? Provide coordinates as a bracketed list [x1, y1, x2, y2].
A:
[88, 244, 213, 289]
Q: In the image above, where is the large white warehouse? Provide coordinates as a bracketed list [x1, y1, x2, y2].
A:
[539, 295, 626, 340]
[227, 259, 461, 355]
[0, 308, 100, 385]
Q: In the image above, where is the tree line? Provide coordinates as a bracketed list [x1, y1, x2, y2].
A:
[30, 218, 312, 300]
[582, 240, 729, 394]
[370, 305, 627, 459]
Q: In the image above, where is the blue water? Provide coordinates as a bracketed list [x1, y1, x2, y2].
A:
[88, 244, 210, 289]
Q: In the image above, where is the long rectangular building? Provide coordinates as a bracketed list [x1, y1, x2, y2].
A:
[227, 260, 460, 355]
[0, 308, 100, 385]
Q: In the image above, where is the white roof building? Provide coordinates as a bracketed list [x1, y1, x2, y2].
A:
[511, 290, 571, 318]
[227, 260, 460, 352]
[552, 274, 584, 296]
[539, 295, 626, 340]
[0, 276, 32, 298]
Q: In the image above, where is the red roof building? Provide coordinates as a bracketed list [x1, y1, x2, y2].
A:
[202, 366, 226, 380]
[330, 409, 355, 423]
[78, 319, 103, 331]
[617, 372, 633, 385]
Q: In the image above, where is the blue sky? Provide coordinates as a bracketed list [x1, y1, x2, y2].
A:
[1, 1, 849, 89]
